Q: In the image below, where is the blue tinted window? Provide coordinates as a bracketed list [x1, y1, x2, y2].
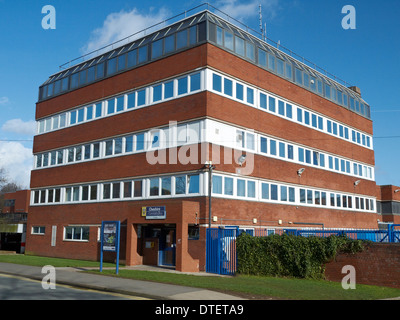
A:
[127, 92, 135, 109]
[116, 96, 124, 112]
[235, 36, 245, 56]
[224, 177, 234, 196]
[136, 133, 144, 151]
[286, 104, 292, 118]
[247, 88, 254, 104]
[153, 85, 162, 102]
[224, 78, 233, 96]
[287, 145, 294, 160]
[189, 26, 197, 45]
[117, 54, 126, 71]
[190, 73, 201, 91]
[177, 30, 187, 49]
[268, 54, 275, 71]
[260, 137, 267, 154]
[312, 114, 317, 128]
[246, 42, 255, 61]
[107, 99, 115, 115]
[86, 106, 93, 121]
[305, 150, 311, 164]
[260, 93, 267, 109]
[278, 100, 285, 116]
[77, 109, 84, 123]
[107, 57, 117, 75]
[247, 181, 255, 198]
[297, 108, 303, 122]
[213, 74, 222, 92]
[327, 120, 332, 133]
[270, 140, 277, 156]
[269, 97, 276, 112]
[258, 48, 267, 67]
[318, 117, 323, 130]
[304, 111, 310, 125]
[137, 89, 146, 106]
[236, 83, 244, 100]
[188, 175, 200, 194]
[178, 77, 188, 95]
[152, 39, 163, 59]
[298, 148, 304, 162]
[237, 179, 245, 197]
[125, 136, 133, 153]
[127, 49, 137, 67]
[279, 142, 285, 158]
[320, 154, 325, 167]
[70, 110, 77, 125]
[212, 176, 222, 194]
[281, 186, 287, 201]
[261, 183, 269, 199]
[164, 81, 174, 99]
[165, 34, 175, 53]
[138, 46, 148, 63]
[95, 103, 102, 118]
[96, 62, 104, 79]
[271, 184, 278, 200]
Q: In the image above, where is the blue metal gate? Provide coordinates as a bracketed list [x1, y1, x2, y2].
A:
[206, 228, 237, 275]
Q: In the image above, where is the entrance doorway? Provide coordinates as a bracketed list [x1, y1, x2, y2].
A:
[158, 228, 176, 267]
[139, 225, 176, 267]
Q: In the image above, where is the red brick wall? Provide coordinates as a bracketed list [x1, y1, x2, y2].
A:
[324, 243, 400, 288]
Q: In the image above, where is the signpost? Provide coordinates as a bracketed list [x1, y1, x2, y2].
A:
[100, 221, 121, 274]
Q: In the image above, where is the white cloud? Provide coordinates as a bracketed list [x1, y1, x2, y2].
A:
[1, 119, 36, 136]
[215, 0, 280, 22]
[0, 141, 32, 188]
[82, 7, 170, 56]
[0, 97, 9, 105]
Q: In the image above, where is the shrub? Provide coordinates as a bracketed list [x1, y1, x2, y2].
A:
[236, 233, 364, 279]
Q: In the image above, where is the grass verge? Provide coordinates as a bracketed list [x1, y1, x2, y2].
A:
[1, 254, 399, 300]
[93, 269, 400, 300]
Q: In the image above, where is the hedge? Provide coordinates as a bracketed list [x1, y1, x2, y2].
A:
[236, 233, 365, 279]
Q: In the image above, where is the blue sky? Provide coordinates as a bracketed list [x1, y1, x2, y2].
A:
[0, 0, 399, 188]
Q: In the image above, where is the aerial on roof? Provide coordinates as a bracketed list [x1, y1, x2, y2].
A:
[38, 3, 371, 120]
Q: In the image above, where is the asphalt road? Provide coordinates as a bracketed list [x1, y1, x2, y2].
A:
[0, 273, 146, 300]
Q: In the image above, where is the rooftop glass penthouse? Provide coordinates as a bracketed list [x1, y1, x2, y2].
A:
[38, 7, 371, 120]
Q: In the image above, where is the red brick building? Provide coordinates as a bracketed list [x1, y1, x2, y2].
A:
[0, 190, 30, 253]
[26, 8, 381, 272]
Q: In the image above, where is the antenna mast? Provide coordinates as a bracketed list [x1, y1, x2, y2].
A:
[259, 4, 264, 40]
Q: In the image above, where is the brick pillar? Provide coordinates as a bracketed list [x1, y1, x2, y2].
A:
[125, 222, 140, 266]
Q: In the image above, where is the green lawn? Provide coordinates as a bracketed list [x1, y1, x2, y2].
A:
[95, 269, 400, 300]
[1, 254, 399, 300]
[0, 254, 116, 268]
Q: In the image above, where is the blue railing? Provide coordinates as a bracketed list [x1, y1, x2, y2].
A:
[205, 224, 400, 275]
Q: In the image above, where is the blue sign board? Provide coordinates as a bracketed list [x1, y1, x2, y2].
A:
[142, 206, 166, 220]
[100, 221, 121, 274]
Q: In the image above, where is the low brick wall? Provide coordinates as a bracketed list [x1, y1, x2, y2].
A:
[324, 243, 400, 288]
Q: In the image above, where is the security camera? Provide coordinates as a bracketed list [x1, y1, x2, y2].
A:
[238, 154, 247, 166]
[297, 168, 305, 177]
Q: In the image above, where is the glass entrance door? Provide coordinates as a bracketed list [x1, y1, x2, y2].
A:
[158, 228, 176, 267]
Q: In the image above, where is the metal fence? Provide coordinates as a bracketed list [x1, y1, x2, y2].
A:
[205, 224, 400, 275]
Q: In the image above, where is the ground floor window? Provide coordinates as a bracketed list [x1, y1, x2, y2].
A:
[64, 226, 89, 241]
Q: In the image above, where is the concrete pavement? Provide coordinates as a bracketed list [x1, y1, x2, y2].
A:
[0, 262, 244, 300]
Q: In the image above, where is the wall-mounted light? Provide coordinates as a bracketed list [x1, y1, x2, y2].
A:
[354, 180, 361, 186]
[297, 168, 305, 177]
[395, 189, 400, 193]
